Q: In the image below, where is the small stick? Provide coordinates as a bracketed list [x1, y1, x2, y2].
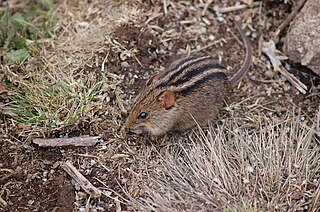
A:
[61, 161, 102, 198]
[218, 2, 260, 13]
[190, 38, 227, 53]
[33, 136, 101, 147]
[0, 196, 8, 207]
[202, 0, 214, 16]
[0, 169, 14, 181]
[101, 51, 109, 72]
[163, 0, 168, 16]
[115, 197, 121, 212]
[273, 0, 307, 44]
[278, 66, 307, 94]
[262, 40, 307, 94]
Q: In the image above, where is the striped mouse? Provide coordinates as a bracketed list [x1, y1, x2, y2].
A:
[125, 21, 252, 136]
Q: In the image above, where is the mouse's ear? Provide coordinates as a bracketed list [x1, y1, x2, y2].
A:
[146, 73, 161, 86]
[158, 90, 175, 109]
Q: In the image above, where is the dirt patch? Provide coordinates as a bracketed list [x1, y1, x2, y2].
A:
[0, 141, 64, 211]
[52, 174, 75, 211]
[0, 139, 131, 211]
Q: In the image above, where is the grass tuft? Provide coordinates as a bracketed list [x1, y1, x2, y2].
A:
[4, 70, 103, 131]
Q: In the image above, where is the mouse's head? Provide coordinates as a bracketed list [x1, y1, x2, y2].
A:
[124, 75, 177, 136]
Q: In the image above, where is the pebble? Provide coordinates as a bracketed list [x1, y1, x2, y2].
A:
[208, 35, 215, 41]
[265, 70, 275, 79]
[121, 61, 130, 68]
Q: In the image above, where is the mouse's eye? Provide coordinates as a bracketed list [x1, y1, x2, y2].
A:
[138, 112, 148, 119]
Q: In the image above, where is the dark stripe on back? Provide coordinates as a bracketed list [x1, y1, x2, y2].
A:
[179, 72, 227, 95]
[157, 56, 212, 87]
[169, 63, 224, 87]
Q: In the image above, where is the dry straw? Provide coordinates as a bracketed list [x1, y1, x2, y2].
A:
[127, 109, 320, 211]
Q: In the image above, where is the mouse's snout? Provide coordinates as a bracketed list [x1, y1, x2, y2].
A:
[124, 117, 146, 135]
[132, 125, 144, 135]
[126, 124, 145, 135]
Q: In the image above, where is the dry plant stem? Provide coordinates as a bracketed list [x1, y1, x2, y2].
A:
[262, 40, 307, 94]
[277, 66, 307, 94]
[133, 110, 320, 210]
[218, 1, 260, 13]
[101, 51, 109, 72]
[163, 0, 168, 16]
[190, 38, 227, 53]
[93, 176, 130, 204]
[33, 136, 101, 147]
[273, 0, 307, 44]
[115, 197, 121, 212]
[0, 196, 7, 207]
[0, 169, 14, 181]
[202, 0, 214, 16]
[60, 161, 102, 198]
[314, 186, 320, 210]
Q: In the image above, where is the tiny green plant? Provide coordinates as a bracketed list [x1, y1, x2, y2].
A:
[0, 0, 56, 64]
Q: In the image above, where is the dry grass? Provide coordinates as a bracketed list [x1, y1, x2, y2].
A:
[43, 0, 142, 71]
[1, 0, 142, 136]
[128, 109, 320, 211]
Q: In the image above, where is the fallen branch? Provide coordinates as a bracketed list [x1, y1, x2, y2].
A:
[262, 40, 307, 94]
[60, 161, 102, 198]
[33, 136, 101, 147]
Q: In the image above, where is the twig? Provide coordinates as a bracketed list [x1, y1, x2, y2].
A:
[262, 40, 307, 94]
[145, 13, 162, 25]
[218, 2, 260, 13]
[93, 177, 129, 204]
[202, 0, 214, 16]
[115, 197, 121, 212]
[190, 38, 227, 53]
[101, 51, 109, 72]
[312, 185, 320, 211]
[33, 136, 101, 147]
[0, 169, 15, 181]
[0, 196, 8, 207]
[163, 0, 168, 16]
[273, 0, 307, 44]
[60, 161, 102, 198]
[249, 77, 282, 84]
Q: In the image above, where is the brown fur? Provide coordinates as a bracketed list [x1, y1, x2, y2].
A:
[124, 21, 252, 136]
[125, 69, 231, 136]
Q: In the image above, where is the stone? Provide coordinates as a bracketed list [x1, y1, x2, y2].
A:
[284, 0, 320, 76]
